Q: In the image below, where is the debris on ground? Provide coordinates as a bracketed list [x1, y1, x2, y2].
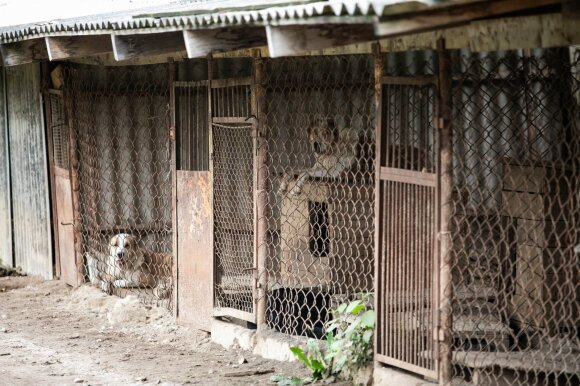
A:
[0, 276, 309, 385]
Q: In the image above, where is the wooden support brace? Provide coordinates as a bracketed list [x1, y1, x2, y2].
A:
[265, 24, 376, 58]
[0, 38, 48, 66]
[45, 35, 112, 61]
[374, 0, 561, 37]
[183, 28, 266, 58]
[111, 31, 185, 61]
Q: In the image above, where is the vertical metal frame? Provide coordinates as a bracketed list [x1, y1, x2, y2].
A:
[63, 76, 84, 286]
[253, 51, 268, 329]
[374, 45, 440, 380]
[211, 67, 257, 323]
[169, 59, 178, 319]
[436, 39, 453, 386]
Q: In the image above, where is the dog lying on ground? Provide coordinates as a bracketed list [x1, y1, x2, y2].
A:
[279, 117, 359, 195]
[87, 233, 171, 299]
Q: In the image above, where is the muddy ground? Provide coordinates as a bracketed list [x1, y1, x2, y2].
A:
[0, 276, 308, 386]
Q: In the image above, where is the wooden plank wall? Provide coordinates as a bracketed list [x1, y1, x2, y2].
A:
[0, 67, 12, 267]
[5, 63, 53, 278]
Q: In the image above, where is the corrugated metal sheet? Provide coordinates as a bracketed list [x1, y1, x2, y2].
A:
[0, 0, 438, 43]
[0, 67, 11, 267]
[5, 63, 53, 278]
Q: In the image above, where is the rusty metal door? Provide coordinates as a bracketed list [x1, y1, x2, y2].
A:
[211, 77, 257, 323]
[54, 166, 77, 285]
[375, 75, 439, 379]
[173, 80, 213, 330]
[46, 90, 77, 286]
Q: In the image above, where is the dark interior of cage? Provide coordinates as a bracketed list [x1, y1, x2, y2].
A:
[68, 64, 173, 308]
[261, 56, 376, 337]
[448, 49, 579, 380]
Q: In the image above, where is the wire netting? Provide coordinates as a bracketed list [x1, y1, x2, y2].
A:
[260, 55, 376, 338]
[63, 64, 173, 309]
[448, 47, 579, 386]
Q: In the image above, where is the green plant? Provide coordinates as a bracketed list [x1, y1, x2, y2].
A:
[271, 296, 375, 385]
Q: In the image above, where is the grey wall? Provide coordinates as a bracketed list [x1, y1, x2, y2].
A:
[0, 67, 12, 267]
[5, 63, 53, 278]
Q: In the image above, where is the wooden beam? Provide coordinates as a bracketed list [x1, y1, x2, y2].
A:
[111, 31, 185, 61]
[0, 38, 48, 66]
[374, 0, 561, 37]
[183, 27, 266, 58]
[45, 35, 112, 61]
[266, 24, 375, 58]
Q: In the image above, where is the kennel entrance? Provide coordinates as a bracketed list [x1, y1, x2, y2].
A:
[45, 88, 80, 286]
[375, 74, 439, 379]
[63, 64, 173, 308]
[211, 76, 257, 323]
[173, 80, 213, 330]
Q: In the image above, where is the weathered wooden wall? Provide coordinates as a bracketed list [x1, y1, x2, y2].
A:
[0, 67, 12, 267]
[5, 63, 53, 278]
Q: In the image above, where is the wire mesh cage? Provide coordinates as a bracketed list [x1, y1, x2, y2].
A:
[62, 64, 173, 309]
[375, 50, 439, 378]
[261, 55, 376, 337]
[448, 47, 580, 386]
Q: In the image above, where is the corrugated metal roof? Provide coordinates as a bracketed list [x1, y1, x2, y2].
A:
[0, 0, 445, 43]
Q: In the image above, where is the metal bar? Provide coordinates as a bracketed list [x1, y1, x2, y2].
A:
[382, 76, 437, 86]
[63, 77, 85, 286]
[207, 55, 215, 310]
[372, 44, 384, 367]
[213, 307, 255, 322]
[173, 80, 210, 88]
[212, 117, 252, 123]
[169, 59, 178, 319]
[437, 38, 453, 386]
[211, 77, 252, 89]
[254, 52, 268, 329]
[380, 167, 436, 187]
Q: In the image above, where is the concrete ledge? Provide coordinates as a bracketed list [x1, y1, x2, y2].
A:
[374, 365, 437, 386]
[254, 328, 309, 362]
[210, 318, 256, 351]
[210, 318, 312, 362]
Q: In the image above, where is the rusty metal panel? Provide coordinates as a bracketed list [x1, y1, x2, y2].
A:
[54, 166, 76, 286]
[176, 171, 213, 331]
[5, 63, 53, 278]
[375, 77, 438, 379]
[0, 67, 12, 267]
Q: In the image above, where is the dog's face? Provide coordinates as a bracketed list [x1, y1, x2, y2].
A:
[108, 234, 140, 270]
[308, 118, 339, 156]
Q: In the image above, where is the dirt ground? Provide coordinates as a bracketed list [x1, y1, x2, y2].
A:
[0, 276, 308, 386]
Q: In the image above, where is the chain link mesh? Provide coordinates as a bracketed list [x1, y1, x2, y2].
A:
[47, 90, 70, 169]
[448, 47, 579, 385]
[63, 64, 173, 309]
[261, 55, 375, 337]
[213, 122, 255, 314]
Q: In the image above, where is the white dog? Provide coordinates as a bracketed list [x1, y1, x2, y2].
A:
[279, 118, 359, 195]
[91, 233, 171, 299]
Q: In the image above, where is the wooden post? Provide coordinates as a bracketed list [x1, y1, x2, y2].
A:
[372, 43, 384, 366]
[41, 62, 61, 278]
[437, 39, 453, 386]
[253, 50, 269, 329]
[169, 58, 178, 319]
[63, 76, 85, 286]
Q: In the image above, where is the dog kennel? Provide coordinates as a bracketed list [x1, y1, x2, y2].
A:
[374, 46, 580, 385]
[47, 63, 174, 308]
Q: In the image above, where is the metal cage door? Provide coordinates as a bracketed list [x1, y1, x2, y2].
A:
[173, 80, 213, 330]
[46, 89, 78, 286]
[375, 77, 439, 379]
[211, 76, 257, 323]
